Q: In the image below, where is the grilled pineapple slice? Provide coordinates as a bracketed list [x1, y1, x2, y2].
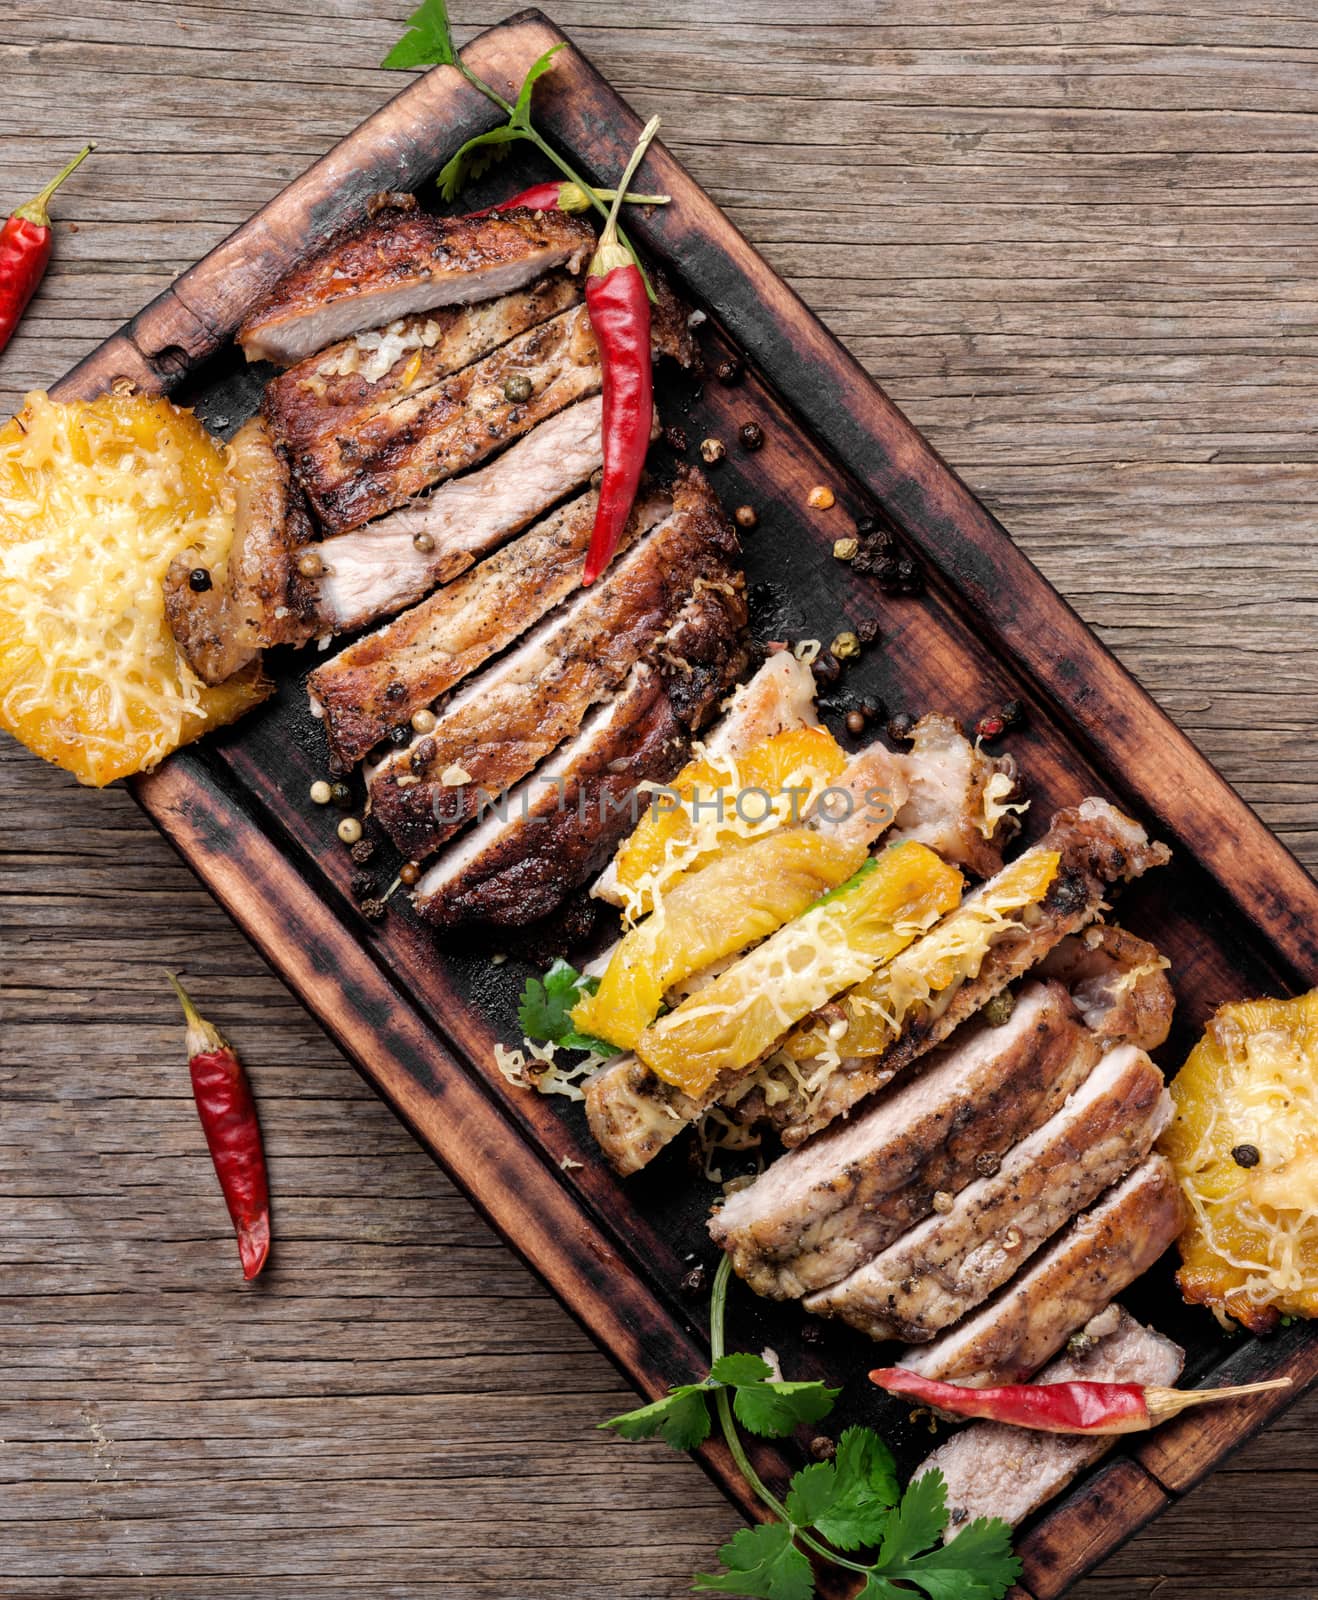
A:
[635, 840, 963, 1096]
[0, 392, 268, 785]
[572, 829, 870, 1051]
[1162, 990, 1318, 1333]
[779, 846, 1061, 1065]
[611, 724, 847, 917]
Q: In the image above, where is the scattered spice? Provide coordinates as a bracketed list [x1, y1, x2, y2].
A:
[295, 549, 324, 579]
[410, 707, 437, 735]
[349, 870, 375, 900]
[359, 897, 387, 922]
[399, 861, 421, 887]
[807, 485, 836, 510]
[699, 436, 726, 465]
[714, 356, 742, 385]
[412, 531, 435, 554]
[309, 780, 332, 806]
[680, 1262, 710, 1297]
[503, 372, 533, 404]
[329, 780, 354, 811]
[809, 1435, 837, 1463]
[733, 504, 758, 530]
[811, 649, 842, 686]
[1231, 1143, 1261, 1169]
[337, 816, 363, 845]
[165, 972, 270, 1281]
[845, 709, 866, 737]
[188, 567, 213, 593]
[983, 990, 1017, 1027]
[738, 420, 764, 452]
[974, 1151, 1002, 1178]
[932, 1190, 955, 1214]
[1000, 698, 1025, 729]
[887, 711, 917, 742]
[686, 309, 707, 330]
[663, 423, 688, 454]
[349, 838, 376, 866]
[833, 537, 859, 562]
[976, 713, 1006, 742]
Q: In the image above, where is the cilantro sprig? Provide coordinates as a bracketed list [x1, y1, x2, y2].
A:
[602, 1257, 1021, 1599]
[384, 0, 655, 294]
[517, 958, 620, 1057]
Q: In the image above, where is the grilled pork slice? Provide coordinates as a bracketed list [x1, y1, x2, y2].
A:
[591, 651, 822, 906]
[238, 205, 595, 366]
[264, 272, 583, 454]
[710, 980, 1102, 1299]
[309, 488, 669, 766]
[754, 798, 1172, 1147]
[920, 1306, 1184, 1538]
[314, 398, 614, 634]
[897, 1154, 1185, 1385]
[888, 713, 1022, 878]
[804, 1045, 1172, 1341]
[414, 594, 748, 929]
[1039, 922, 1174, 1052]
[164, 417, 317, 684]
[369, 470, 739, 860]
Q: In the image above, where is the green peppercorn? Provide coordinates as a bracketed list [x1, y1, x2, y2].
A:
[503, 373, 533, 404]
[983, 991, 1016, 1027]
[329, 780, 354, 811]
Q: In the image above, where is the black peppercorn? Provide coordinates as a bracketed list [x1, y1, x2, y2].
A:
[809, 1436, 836, 1463]
[384, 680, 406, 703]
[812, 650, 842, 686]
[349, 871, 375, 900]
[349, 838, 376, 866]
[360, 897, 387, 922]
[738, 420, 764, 452]
[714, 356, 743, 385]
[855, 514, 877, 535]
[329, 780, 354, 811]
[974, 1151, 1002, 1178]
[1000, 698, 1024, 729]
[856, 616, 881, 645]
[845, 709, 866, 736]
[188, 567, 212, 593]
[679, 1263, 709, 1297]
[860, 695, 885, 722]
[1231, 1143, 1261, 1169]
[664, 424, 688, 454]
[388, 724, 411, 746]
[887, 711, 917, 742]
[410, 736, 437, 773]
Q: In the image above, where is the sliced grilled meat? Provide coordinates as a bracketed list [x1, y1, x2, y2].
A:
[314, 397, 614, 634]
[755, 798, 1172, 1146]
[896, 1154, 1185, 1385]
[1039, 922, 1174, 1051]
[804, 1045, 1172, 1341]
[237, 205, 595, 366]
[888, 713, 1022, 878]
[263, 272, 583, 456]
[415, 589, 748, 928]
[710, 980, 1102, 1299]
[309, 488, 670, 766]
[920, 1307, 1184, 1538]
[369, 469, 739, 860]
[164, 417, 317, 684]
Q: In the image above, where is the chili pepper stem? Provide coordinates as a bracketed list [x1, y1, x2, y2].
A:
[591, 116, 662, 275]
[14, 145, 95, 227]
[165, 969, 228, 1058]
[1144, 1377, 1292, 1423]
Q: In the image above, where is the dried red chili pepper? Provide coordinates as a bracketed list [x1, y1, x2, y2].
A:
[0, 145, 94, 355]
[870, 1366, 1291, 1435]
[167, 972, 271, 1281]
[581, 117, 663, 587]
[465, 180, 668, 218]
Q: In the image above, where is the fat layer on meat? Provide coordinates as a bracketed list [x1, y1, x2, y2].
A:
[755, 797, 1172, 1147]
[263, 272, 583, 456]
[164, 417, 317, 684]
[415, 585, 748, 929]
[313, 397, 614, 635]
[308, 488, 669, 766]
[237, 205, 596, 366]
[803, 1044, 1172, 1341]
[709, 980, 1102, 1299]
[920, 1306, 1184, 1538]
[896, 1154, 1186, 1385]
[888, 712, 1022, 878]
[368, 469, 740, 859]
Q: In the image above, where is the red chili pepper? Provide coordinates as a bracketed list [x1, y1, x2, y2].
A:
[0, 145, 94, 355]
[870, 1366, 1291, 1435]
[465, 180, 669, 218]
[167, 972, 271, 1281]
[581, 117, 663, 587]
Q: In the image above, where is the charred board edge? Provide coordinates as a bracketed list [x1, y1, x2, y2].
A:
[35, 9, 1317, 1594]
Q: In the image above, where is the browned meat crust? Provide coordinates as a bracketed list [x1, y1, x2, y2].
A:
[238, 205, 596, 366]
[416, 587, 747, 929]
[710, 980, 1103, 1299]
[308, 488, 668, 767]
[368, 468, 740, 860]
[896, 1154, 1186, 1385]
[163, 416, 317, 684]
[803, 1045, 1171, 1341]
[1038, 922, 1174, 1052]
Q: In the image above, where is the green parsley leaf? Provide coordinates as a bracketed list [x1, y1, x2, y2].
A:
[856, 1577, 909, 1600]
[812, 1426, 899, 1552]
[436, 125, 527, 203]
[733, 1378, 840, 1440]
[892, 1516, 1021, 1600]
[783, 1460, 838, 1529]
[515, 959, 618, 1056]
[381, 0, 456, 70]
[876, 1469, 949, 1570]
[598, 1384, 712, 1451]
[709, 1352, 774, 1386]
[693, 1522, 814, 1600]
[511, 44, 565, 127]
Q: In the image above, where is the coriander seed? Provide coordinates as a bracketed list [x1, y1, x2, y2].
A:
[831, 630, 860, 660]
[833, 537, 859, 562]
[734, 504, 758, 530]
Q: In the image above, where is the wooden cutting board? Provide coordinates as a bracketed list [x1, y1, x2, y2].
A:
[46, 11, 1318, 1595]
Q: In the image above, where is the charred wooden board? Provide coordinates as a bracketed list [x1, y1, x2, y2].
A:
[48, 10, 1318, 1595]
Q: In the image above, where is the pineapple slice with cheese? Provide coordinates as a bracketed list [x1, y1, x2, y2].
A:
[1162, 989, 1318, 1333]
[0, 392, 269, 785]
[572, 829, 871, 1051]
[635, 840, 963, 1097]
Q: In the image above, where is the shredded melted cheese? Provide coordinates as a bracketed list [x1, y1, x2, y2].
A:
[978, 768, 1030, 840]
[492, 1039, 608, 1103]
[317, 317, 446, 384]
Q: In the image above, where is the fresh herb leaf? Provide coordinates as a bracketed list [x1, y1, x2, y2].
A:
[875, 1468, 949, 1570]
[512, 44, 565, 126]
[381, 0, 456, 69]
[693, 1523, 814, 1600]
[709, 1352, 773, 1386]
[516, 959, 618, 1055]
[811, 1426, 899, 1552]
[890, 1515, 1022, 1600]
[599, 1384, 712, 1451]
[734, 1379, 841, 1440]
[436, 124, 526, 202]
[783, 1462, 838, 1529]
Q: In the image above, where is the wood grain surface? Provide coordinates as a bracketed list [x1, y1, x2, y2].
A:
[3, 3, 1317, 1596]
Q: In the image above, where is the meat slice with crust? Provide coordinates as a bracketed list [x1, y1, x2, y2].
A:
[237, 204, 596, 366]
[888, 712, 1022, 878]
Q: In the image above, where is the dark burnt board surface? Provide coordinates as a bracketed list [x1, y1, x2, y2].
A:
[48, 11, 1318, 1597]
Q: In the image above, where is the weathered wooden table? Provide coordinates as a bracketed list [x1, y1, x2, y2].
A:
[4, 4, 1316, 1595]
